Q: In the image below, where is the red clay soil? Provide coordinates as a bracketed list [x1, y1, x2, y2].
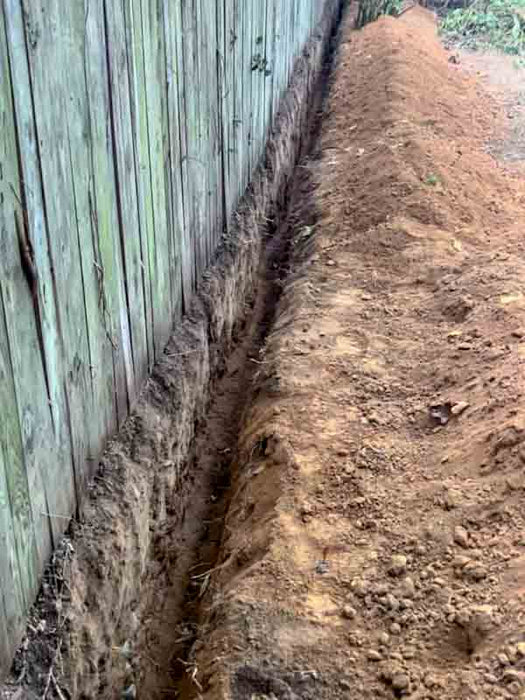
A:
[187, 8, 525, 700]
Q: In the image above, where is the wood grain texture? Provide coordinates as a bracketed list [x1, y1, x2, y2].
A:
[0, 0, 335, 671]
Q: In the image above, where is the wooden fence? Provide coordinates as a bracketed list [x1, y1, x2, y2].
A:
[0, 0, 331, 673]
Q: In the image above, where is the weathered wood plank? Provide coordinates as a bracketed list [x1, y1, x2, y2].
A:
[182, 0, 202, 284]
[83, 0, 130, 432]
[222, 0, 234, 223]
[0, 316, 28, 673]
[140, 0, 174, 355]
[59, 0, 128, 495]
[162, 0, 184, 320]
[242, 0, 252, 185]
[2, 0, 74, 557]
[232, 0, 244, 206]
[126, 0, 155, 371]
[15, 0, 100, 521]
[104, 0, 146, 394]
[204, 0, 222, 254]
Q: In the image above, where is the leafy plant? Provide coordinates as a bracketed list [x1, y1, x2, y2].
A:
[440, 0, 525, 56]
[425, 173, 441, 185]
[356, 0, 403, 29]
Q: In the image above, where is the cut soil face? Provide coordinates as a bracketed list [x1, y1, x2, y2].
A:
[136, 237, 282, 698]
[184, 8, 525, 700]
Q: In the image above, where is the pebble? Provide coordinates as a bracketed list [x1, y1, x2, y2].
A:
[498, 653, 510, 667]
[389, 554, 408, 577]
[385, 593, 400, 611]
[452, 554, 471, 568]
[484, 673, 498, 684]
[378, 632, 390, 645]
[402, 647, 416, 659]
[373, 582, 389, 596]
[367, 649, 383, 661]
[400, 576, 416, 598]
[503, 669, 525, 685]
[463, 561, 488, 581]
[517, 643, 525, 657]
[342, 605, 357, 620]
[424, 674, 439, 688]
[454, 525, 469, 548]
[351, 579, 368, 597]
[390, 622, 401, 635]
[451, 401, 470, 416]
[340, 679, 352, 690]
[392, 673, 410, 692]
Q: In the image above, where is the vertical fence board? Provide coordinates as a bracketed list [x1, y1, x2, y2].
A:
[0, 308, 29, 673]
[3, 0, 79, 554]
[20, 0, 96, 515]
[105, 0, 150, 396]
[181, 0, 200, 287]
[126, 0, 155, 370]
[173, 0, 192, 309]
[142, 0, 174, 352]
[163, 0, 184, 319]
[63, 0, 112, 479]
[0, 21, 37, 653]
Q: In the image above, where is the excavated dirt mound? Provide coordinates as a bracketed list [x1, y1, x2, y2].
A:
[189, 8, 525, 700]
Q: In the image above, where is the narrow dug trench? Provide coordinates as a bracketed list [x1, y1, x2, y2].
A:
[138, 33, 340, 700]
[137, 194, 300, 697]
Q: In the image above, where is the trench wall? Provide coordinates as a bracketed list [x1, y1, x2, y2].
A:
[0, 0, 339, 673]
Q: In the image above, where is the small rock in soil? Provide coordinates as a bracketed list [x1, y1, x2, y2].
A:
[462, 561, 488, 581]
[389, 554, 408, 577]
[454, 525, 469, 548]
[453, 554, 471, 568]
[429, 403, 452, 425]
[315, 559, 330, 574]
[392, 673, 410, 692]
[385, 593, 400, 610]
[503, 669, 525, 685]
[367, 649, 383, 661]
[498, 653, 511, 666]
[451, 401, 470, 416]
[342, 605, 357, 619]
[400, 576, 416, 598]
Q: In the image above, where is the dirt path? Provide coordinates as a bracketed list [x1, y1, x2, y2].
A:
[184, 8, 525, 699]
[453, 48, 525, 168]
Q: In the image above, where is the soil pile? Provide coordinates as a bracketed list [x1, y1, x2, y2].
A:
[190, 8, 525, 700]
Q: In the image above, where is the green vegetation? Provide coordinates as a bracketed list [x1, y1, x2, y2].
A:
[424, 173, 441, 186]
[356, 0, 403, 29]
[440, 0, 525, 56]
